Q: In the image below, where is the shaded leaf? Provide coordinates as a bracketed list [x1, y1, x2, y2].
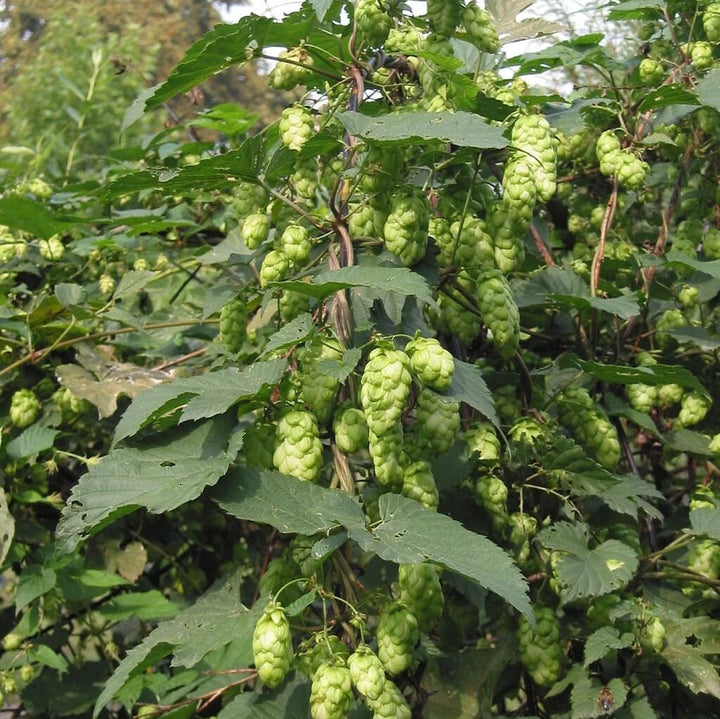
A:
[217, 671, 311, 718]
[694, 67, 720, 111]
[99, 590, 179, 622]
[355, 494, 531, 619]
[638, 85, 700, 112]
[337, 111, 509, 149]
[666, 325, 720, 351]
[0, 489, 15, 568]
[262, 313, 314, 356]
[666, 252, 720, 280]
[538, 522, 639, 603]
[445, 360, 499, 428]
[29, 644, 69, 673]
[6, 426, 58, 460]
[211, 468, 366, 536]
[607, 0, 665, 20]
[690, 507, 720, 539]
[597, 475, 663, 519]
[584, 626, 634, 666]
[663, 429, 713, 457]
[56, 415, 235, 554]
[662, 645, 720, 698]
[93, 572, 259, 717]
[16, 565, 57, 612]
[0, 195, 73, 239]
[114, 358, 286, 443]
[28, 661, 110, 718]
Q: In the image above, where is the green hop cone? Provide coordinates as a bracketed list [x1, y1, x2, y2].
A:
[473, 472, 508, 522]
[281, 223, 312, 266]
[640, 616, 666, 653]
[309, 661, 353, 719]
[333, 406, 369, 454]
[429, 216, 455, 267]
[489, 206, 525, 273]
[279, 286, 312, 321]
[366, 679, 411, 719]
[614, 151, 649, 189]
[398, 563, 444, 632]
[368, 423, 405, 488]
[244, 420, 277, 470]
[692, 41, 714, 69]
[242, 212, 270, 249]
[704, 2, 720, 42]
[709, 433, 720, 456]
[218, 296, 247, 353]
[292, 159, 318, 200]
[377, 601, 419, 676]
[658, 382, 684, 406]
[233, 180, 269, 220]
[517, 606, 563, 688]
[39, 235, 64, 261]
[9, 389, 40, 429]
[347, 645, 386, 701]
[684, 538, 720, 598]
[451, 215, 495, 269]
[704, 228, 720, 259]
[298, 334, 345, 426]
[656, 308, 688, 349]
[260, 249, 290, 288]
[677, 390, 712, 428]
[476, 269, 521, 359]
[508, 512, 537, 565]
[405, 336, 454, 391]
[407, 388, 460, 458]
[355, 0, 393, 48]
[383, 192, 430, 266]
[638, 57, 664, 85]
[268, 46, 314, 90]
[279, 105, 314, 151]
[427, 0, 461, 36]
[627, 383, 658, 413]
[252, 601, 293, 688]
[98, 273, 115, 295]
[401, 460, 439, 510]
[273, 409, 324, 482]
[360, 347, 412, 435]
[462, 2, 500, 53]
[510, 113, 557, 202]
[465, 422, 501, 464]
[596, 130, 621, 160]
[502, 158, 536, 229]
[296, 634, 350, 678]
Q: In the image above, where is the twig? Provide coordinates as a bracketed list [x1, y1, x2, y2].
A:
[528, 223, 556, 266]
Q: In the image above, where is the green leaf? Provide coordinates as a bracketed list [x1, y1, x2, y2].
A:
[279, 265, 435, 306]
[597, 475, 663, 519]
[0, 489, 15, 568]
[638, 85, 700, 112]
[211, 468, 366, 536]
[217, 671, 311, 718]
[583, 627, 634, 666]
[694, 67, 720, 111]
[620, 697, 659, 719]
[28, 661, 110, 718]
[55, 282, 86, 307]
[690, 508, 720, 539]
[666, 252, 720, 280]
[662, 429, 713, 456]
[261, 313, 314, 356]
[337, 111, 509, 149]
[114, 359, 286, 443]
[486, 0, 564, 43]
[310, 0, 334, 21]
[666, 325, 720, 351]
[56, 416, 235, 554]
[5, 426, 58, 460]
[538, 522, 639, 603]
[571, 674, 628, 718]
[662, 644, 720, 698]
[445, 360, 500, 428]
[572, 359, 709, 397]
[29, 644, 69, 673]
[103, 137, 265, 199]
[355, 494, 531, 619]
[607, 0, 665, 20]
[93, 572, 259, 717]
[0, 195, 73, 239]
[98, 590, 180, 622]
[16, 565, 57, 612]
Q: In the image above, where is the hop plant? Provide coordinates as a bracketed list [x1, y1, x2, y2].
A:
[260, 249, 291, 288]
[474, 472, 508, 524]
[638, 57, 664, 85]
[405, 336, 454, 391]
[280, 223, 312, 266]
[98, 273, 116, 295]
[427, 0, 462, 37]
[703, 228, 720, 259]
[360, 347, 412, 435]
[502, 158, 537, 229]
[9, 389, 41, 429]
[383, 192, 429, 266]
[218, 296, 247, 353]
[451, 215, 495, 269]
[489, 206, 525, 273]
[268, 46, 314, 90]
[401, 460, 439, 510]
[476, 269, 521, 359]
[461, 2, 500, 53]
[627, 383, 658, 413]
[365, 679, 412, 719]
[704, 2, 720, 42]
[377, 601, 419, 675]
[299, 334, 344, 426]
[252, 601, 293, 688]
[244, 420, 277, 470]
[517, 606, 564, 688]
[273, 409, 324, 482]
[510, 113, 557, 202]
[692, 41, 714, 69]
[309, 662, 353, 719]
[347, 645, 386, 701]
[296, 634, 351, 678]
[596, 130, 622, 160]
[655, 308, 688, 348]
[465, 422, 501, 463]
[233, 181, 269, 220]
[406, 388, 460, 458]
[614, 151, 650, 189]
[242, 212, 270, 249]
[39, 235, 64, 261]
[398, 562, 444, 632]
[677, 390, 712, 427]
[368, 422, 405, 488]
[355, 0, 393, 48]
[279, 105, 314, 151]
[333, 406, 369, 454]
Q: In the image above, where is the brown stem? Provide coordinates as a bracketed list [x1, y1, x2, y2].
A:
[528, 223, 556, 266]
[590, 179, 619, 297]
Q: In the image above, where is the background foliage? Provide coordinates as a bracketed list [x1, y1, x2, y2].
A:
[2, 0, 720, 717]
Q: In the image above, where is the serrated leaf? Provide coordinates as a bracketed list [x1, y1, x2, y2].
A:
[620, 697, 658, 719]
[605, 392, 660, 437]
[662, 429, 713, 456]
[597, 475, 663, 519]
[486, 0, 564, 42]
[16, 565, 57, 612]
[571, 674, 628, 718]
[0, 195, 73, 239]
[573, 359, 709, 397]
[261, 313, 313, 356]
[211, 468, 366, 536]
[310, 0, 333, 21]
[285, 591, 317, 617]
[114, 359, 286, 443]
[99, 590, 179, 622]
[666, 325, 720, 351]
[607, 0, 664, 20]
[584, 627, 634, 666]
[278, 265, 435, 306]
[666, 252, 720, 280]
[93, 572, 258, 717]
[445, 360, 500, 428]
[337, 111, 508, 149]
[6, 426, 58, 460]
[694, 67, 720, 111]
[662, 645, 720, 698]
[690, 508, 720, 539]
[538, 522, 639, 603]
[355, 494, 531, 619]
[29, 644, 69, 673]
[217, 671, 311, 719]
[638, 85, 700, 112]
[0, 489, 15, 567]
[56, 415, 235, 554]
